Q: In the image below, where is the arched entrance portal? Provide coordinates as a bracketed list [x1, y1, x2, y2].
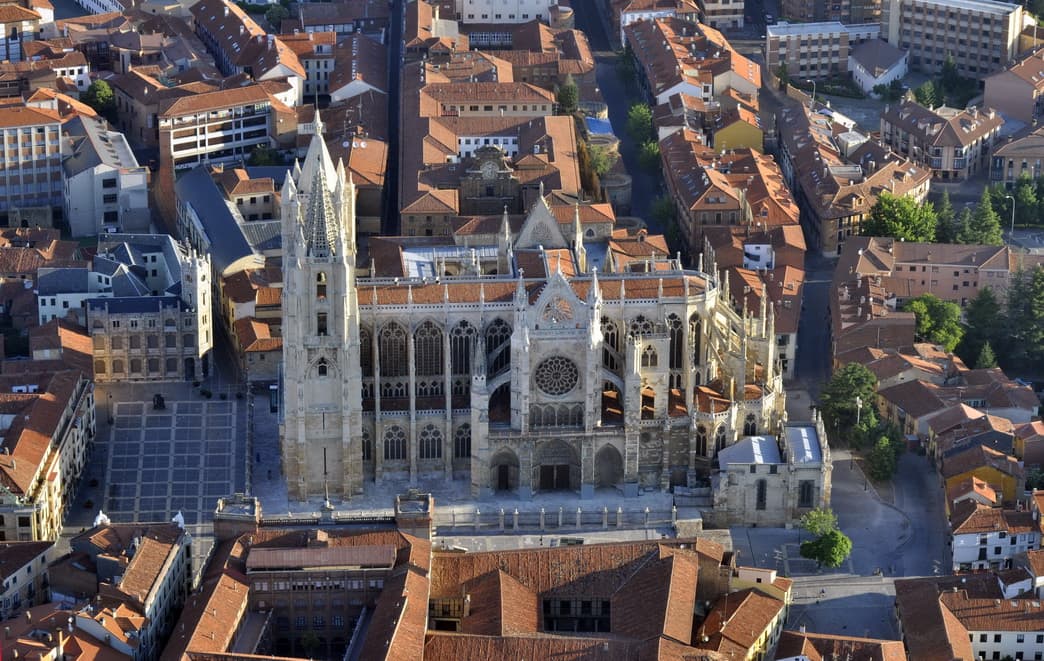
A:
[594, 444, 624, 488]
[490, 449, 520, 492]
[535, 439, 580, 492]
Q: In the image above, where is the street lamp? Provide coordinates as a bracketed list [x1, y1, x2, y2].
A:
[855, 395, 863, 426]
[1005, 194, 1016, 236]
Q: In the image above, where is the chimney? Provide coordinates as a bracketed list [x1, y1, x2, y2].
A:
[223, 5, 228, 16]
[25, 611, 31, 625]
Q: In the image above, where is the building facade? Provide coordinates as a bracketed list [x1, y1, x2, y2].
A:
[0, 542, 52, 620]
[880, 99, 1003, 180]
[765, 22, 880, 81]
[880, 0, 1024, 78]
[0, 104, 63, 224]
[281, 116, 787, 500]
[984, 48, 1044, 124]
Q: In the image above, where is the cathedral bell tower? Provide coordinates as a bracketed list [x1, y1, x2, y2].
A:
[280, 112, 363, 501]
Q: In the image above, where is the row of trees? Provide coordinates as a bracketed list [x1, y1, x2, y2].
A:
[961, 268, 1044, 373]
[912, 55, 980, 109]
[626, 104, 661, 173]
[862, 190, 1004, 245]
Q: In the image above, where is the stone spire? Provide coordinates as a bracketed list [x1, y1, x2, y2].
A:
[304, 160, 338, 258]
[572, 203, 586, 273]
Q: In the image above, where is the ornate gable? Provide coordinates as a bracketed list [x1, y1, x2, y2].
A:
[531, 268, 585, 331]
[515, 195, 568, 250]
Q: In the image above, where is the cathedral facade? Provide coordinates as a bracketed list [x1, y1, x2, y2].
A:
[280, 121, 787, 501]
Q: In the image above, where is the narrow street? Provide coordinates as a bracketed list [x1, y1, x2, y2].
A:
[794, 253, 835, 398]
[384, 0, 404, 235]
[570, 0, 660, 228]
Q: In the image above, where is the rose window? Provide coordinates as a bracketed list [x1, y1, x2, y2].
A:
[534, 356, 579, 396]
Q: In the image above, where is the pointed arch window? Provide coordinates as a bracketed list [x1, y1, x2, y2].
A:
[415, 321, 444, 376]
[316, 272, 327, 300]
[379, 323, 408, 377]
[715, 425, 727, 452]
[641, 345, 658, 368]
[756, 479, 767, 510]
[696, 425, 707, 457]
[743, 414, 757, 436]
[317, 358, 328, 377]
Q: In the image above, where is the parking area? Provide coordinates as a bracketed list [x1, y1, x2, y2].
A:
[104, 397, 246, 524]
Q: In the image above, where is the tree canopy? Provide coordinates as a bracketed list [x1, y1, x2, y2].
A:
[861, 191, 937, 242]
[556, 74, 578, 114]
[638, 140, 661, 173]
[903, 293, 964, 351]
[626, 103, 653, 142]
[959, 286, 1004, 366]
[247, 144, 285, 166]
[819, 363, 878, 445]
[934, 191, 957, 243]
[957, 190, 1004, 245]
[799, 508, 838, 537]
[800, 529, 853, 568]
[82, 80, 116, 118]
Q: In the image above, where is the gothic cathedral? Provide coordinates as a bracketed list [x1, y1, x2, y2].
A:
[281, 116, 787, 501]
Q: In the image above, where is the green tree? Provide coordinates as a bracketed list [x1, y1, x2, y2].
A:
[975, 341, 998, 369]
[1027, 467, 1044, 490]
[861, 191, 937, 241]
[959, 286, 1004, 367]
[799, 508, 839, 537]
[587, 143, 617, 177]
[800, 529, 854, 569]
[1005, 269, 1033, 367]
[576, 140, 600, 199]
[952, 207, 973, 243]
[1014, 173, 1038, 228]
[651, 195, 675, 226]
[638, 140, 661, 172]
[626, 103, 653, 142]
[1027, 266, 1044, 368]
[902, 293, 964, 351]
[819, 363, 878, 444]
[264, 3, 288, 27]
[556, 74, 578, 115]
[913, 80, 940, 107]
[82, 80, 116, 118]
[247, 144, 285, 166]
[934, 191, 957, 243]
[940, 54, 961, 94]
[958, 190, 1004, 245]
[776, 62, 789, 88]
[867, 435, 898, 481]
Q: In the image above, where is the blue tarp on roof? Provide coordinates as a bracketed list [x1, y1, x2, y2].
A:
[585, 117, 614, 135]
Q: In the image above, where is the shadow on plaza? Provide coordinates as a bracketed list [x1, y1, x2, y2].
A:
[787, 592, 899, 641]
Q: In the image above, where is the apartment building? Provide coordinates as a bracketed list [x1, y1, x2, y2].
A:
[880, 99, 1003, 180]
[881, 0, 1024, 78]
[765, 21, 880, 80]
[625, 17, 760, 106]
[191, 0, 305, 104]
[0, 4, 41, 63]
[659, 129, 799, 254]
[836, 236, 1044, 306]
[158, 85, 281, 172]
[984, 48, 1044, 125]
[62, 115, 149, 237]
[60, 522, 192, 661]
[0, 370, 95, 542]
[614, 0, 700, 43]
[698, 0, 745, 29]
[778, 103, 930, 254]
[327, 34, 389, 103]
[950, 501, 1040, 571]
[278, 31, 337, 98]
[0, 542, 52, 620]
[453, 0, 558, 23]
[295, 0, 391, 38]
[0, 103, 63, 224]
[896, 572, 1044, 661]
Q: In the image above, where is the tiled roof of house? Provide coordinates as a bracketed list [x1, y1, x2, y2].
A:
[0, 541, 51, 581]
[694, 588, 785, 657]
[775, 630, 908, 661]
[882, 99, 1004, 148]
[941, 444, 1024, 481]
[950, 501, 1038, 535]
[158, 83, 272, 117]
[946, 476, 998, 507]
[233, 317, 282, 353]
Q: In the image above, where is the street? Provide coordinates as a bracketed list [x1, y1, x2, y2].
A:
[794, 253, 835, 397]
[571, 0, 661, 228]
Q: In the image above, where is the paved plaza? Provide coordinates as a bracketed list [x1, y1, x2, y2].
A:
[104, 396, 246, 525]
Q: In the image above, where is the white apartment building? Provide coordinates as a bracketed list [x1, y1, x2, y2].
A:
[881, 0, 1025, 78]
[71, 0, 125, 14]
[62, 115, 149, 237]
[0, 104, 63, 221]
[617, 0, 700, 43]
[454, 0, 556, 23]
[0, 5, 41, 63]
[951, 504, 1040, 571]
[158, 85, 276, 172]
[700, 0, 745, 30]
